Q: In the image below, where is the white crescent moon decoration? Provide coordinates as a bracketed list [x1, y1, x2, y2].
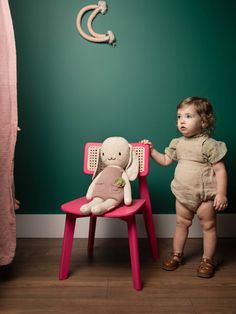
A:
[76, 1, 116, 47]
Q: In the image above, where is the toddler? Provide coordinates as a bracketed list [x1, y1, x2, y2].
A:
[142, 96, 228, 278]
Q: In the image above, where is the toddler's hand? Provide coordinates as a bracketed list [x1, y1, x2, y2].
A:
[213, 194, 228, 211]
[140, 139, 154, 152]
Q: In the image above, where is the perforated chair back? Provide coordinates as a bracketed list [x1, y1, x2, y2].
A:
[83, 142, 149, 176]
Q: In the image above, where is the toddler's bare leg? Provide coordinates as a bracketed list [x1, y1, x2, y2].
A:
[196, 201, 216, 259]
[162, 200, 194, 271]
[80, 197, 103, 214]
[91, 199, 120, 215]
[173, 200, 194, 258]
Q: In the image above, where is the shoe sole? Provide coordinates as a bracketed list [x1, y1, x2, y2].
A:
[162, 264, 182, 271]
[197, 272, 214, 278]
[162, 266, 178, 271]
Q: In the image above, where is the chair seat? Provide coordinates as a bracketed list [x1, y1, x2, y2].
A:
[61, 196, 146, 218]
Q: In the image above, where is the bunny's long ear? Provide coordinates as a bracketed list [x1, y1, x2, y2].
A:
[125, 145, 139, 181]
[92, 147, 103, 179]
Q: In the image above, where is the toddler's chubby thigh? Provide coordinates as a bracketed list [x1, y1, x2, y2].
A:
[175, 200, 194, 227]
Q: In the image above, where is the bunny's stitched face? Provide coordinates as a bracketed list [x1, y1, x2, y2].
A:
[101, 137, 130, 169]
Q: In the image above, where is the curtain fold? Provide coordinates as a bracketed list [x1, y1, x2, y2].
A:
[0, 0, 18, 266]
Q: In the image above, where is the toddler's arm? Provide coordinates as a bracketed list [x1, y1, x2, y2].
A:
[212, 160, 228, 211]
[140, 139, 173, 166]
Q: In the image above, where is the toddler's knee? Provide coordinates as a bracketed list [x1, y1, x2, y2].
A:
[176, 217, 192, 229]
[201, 220, 216, 232]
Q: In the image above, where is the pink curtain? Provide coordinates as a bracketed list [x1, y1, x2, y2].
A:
[0, 0, 18, 266]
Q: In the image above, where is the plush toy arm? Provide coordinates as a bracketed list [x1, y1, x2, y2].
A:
[122, 172, 132, 205]
[86, 181, 95, 200]
[86, 172, 102, 200]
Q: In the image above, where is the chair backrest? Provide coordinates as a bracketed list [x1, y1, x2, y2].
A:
[83, 142, 150, 177]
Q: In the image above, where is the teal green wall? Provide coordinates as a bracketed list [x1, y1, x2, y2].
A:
[10, 0, 235, 214]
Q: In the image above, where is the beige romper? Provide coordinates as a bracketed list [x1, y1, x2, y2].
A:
[165, 134, 227, 212]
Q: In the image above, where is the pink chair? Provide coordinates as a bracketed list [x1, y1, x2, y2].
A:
[59, 142, 159, 290]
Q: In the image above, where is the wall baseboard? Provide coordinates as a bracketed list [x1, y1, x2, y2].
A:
[16, 214, 236, 238]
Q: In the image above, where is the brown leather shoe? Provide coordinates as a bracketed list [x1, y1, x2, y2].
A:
[197, 258, 215, 278]
[162, 252, 183, 271]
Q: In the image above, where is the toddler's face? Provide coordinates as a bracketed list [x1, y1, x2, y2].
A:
[177, 105, 203, 137]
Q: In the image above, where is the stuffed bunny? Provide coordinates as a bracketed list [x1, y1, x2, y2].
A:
[80, 136, 139, 215]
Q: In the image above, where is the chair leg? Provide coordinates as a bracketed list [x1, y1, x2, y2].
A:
[88, 216, 97, 255]
[59, 214, 76, 280]
[143, 209, 159, 261]
[126, 216, 142, 291]
[139, 176, 159, 260]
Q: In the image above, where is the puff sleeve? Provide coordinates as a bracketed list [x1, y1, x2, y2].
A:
[202, 138, 227, 164]
[165, 138, 180, 161]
